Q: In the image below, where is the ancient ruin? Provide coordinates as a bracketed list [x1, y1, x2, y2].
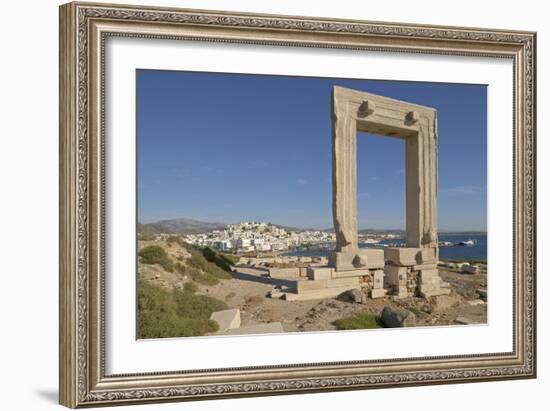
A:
[277, 86, 450, 300]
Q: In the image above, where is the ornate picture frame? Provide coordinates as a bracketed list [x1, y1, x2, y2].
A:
[59, 1, 536, 408]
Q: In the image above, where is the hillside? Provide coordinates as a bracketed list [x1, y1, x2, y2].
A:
[137, 236, 237, 338]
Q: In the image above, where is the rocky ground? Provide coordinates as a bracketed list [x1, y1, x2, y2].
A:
[139, 239, 488, 333]
[199, 266, 487, 332]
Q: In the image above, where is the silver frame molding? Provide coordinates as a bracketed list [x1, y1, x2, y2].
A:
[59, 2, 537, 408]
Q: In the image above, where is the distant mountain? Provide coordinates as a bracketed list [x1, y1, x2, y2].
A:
[138, 218, 226, 235]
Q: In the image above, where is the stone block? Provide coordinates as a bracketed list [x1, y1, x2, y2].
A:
[370, 288, 388, 298]
[353, 249, 385, 269]
[295, 277, 359, 293]
[419, 287, 451, 298]
[372, 269, 385, 289]
[306, 266, 333, 281]
[419, 268, 439, 280]
[393, 286, 409, 299]
[268, 267, 301, 279]
[210, 309, 241, 331]
[329, 251, 356, 271]
[385, 265, 408, 286]
[384, 247, 421, 266]
[416, 247, 437, 264]
[331, 268, 370, 279]
[418, 269, 451, 297]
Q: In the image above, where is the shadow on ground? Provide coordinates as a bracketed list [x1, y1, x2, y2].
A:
[35, 389, 58, 404]
[230, 268, 296, 290]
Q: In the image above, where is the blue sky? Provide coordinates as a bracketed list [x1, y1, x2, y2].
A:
[137, 70, 487, 231]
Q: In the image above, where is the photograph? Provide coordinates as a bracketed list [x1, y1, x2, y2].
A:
[55, 2, 536, 407]
[136, 70, 488, 339]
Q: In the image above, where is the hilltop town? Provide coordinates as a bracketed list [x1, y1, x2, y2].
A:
[143, 221, 400, 254]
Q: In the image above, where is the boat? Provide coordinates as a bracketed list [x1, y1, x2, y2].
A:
[361, 238, 380, 245]
[457, 239, 476, 246]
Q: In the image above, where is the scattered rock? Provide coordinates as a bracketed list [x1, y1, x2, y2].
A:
[381, 306, 416, 327]
[467, 299, 485, 306]
[462, 264, 480, 274]
[421, 304, 434, 314]
[210, 308, 241, 331]
[477, 289, 488, 299]
[337, 289, 366, 304]
[268, 290, 284, 299]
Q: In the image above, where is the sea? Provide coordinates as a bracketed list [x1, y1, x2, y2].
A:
[282, 233, 487, 262]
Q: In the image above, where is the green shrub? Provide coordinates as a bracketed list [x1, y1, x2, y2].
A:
[220, 253, 240, 265]
[173, 291, 228, 319]
[187, 249, 232, 281]
[192, 272, 220, 286]
[179, 264, 219, 285]
[152, 240, 232, 285]
[138, 281, 227, 338]
[202, 247, 234, 272]
[333, 312, 384, 330]
[139, 312, 219, 338]
[138, 245, 174, 272]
